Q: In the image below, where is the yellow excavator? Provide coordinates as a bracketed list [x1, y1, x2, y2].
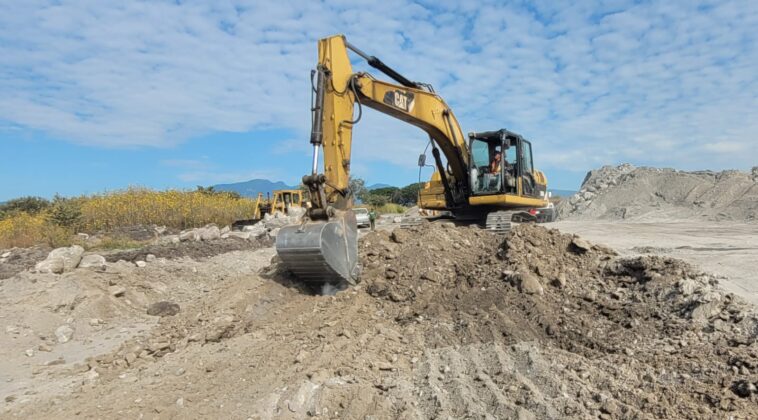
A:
[276, 35, 554, 285]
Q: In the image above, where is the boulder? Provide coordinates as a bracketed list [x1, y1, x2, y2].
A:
[227, 231, 251, 240]
[263, 214, 292, 229]
[242, 223, 267, 237]
[179, 230, 199, 242]
[199, 226, 221, 241]
[518, 272, 544, 295]
[35, 245, 84, 274]
[156, 234, 180, 245]
[571, 237, 592, 253]
[78, 254, 106, 270]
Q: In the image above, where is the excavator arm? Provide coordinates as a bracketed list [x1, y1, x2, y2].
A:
[307, 35, 470, 211]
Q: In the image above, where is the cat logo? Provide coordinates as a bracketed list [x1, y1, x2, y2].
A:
[383, 90, 415, 113]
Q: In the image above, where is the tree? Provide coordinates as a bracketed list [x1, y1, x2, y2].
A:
[48, 194, 82, 228]
[398, 182, 424, 206]
[349, 176, 368, 202]
[366, 194, 388, 206]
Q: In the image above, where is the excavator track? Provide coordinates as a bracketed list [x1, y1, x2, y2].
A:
[485, 211, 515, 234]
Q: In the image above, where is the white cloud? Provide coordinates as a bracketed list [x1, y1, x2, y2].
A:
[1, 0, 757, 179]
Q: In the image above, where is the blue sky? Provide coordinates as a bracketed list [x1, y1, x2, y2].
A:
[1, 0, 757, 201]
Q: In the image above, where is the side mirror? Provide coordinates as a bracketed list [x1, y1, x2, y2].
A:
[417, 154, 426, 167]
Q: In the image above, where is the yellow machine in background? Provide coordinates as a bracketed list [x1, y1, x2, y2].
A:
[269, 189, 306, 215]
[276, 34, 554, 285]
[232, 189, 308, 229]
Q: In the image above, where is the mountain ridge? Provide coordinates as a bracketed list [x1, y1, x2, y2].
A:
[212, 179, 296, 198]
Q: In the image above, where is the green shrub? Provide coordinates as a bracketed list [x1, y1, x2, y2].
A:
[0, 196, 51, 220]
[48, 195, 83, 228]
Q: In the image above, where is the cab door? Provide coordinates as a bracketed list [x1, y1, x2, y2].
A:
[518, 139, 538, 197]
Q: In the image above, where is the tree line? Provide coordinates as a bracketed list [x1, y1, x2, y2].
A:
[348, 177, 423, 207]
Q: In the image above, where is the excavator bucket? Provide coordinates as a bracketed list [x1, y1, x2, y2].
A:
[275, 210, 359, 285]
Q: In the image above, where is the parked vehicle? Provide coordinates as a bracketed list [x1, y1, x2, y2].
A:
[354, 208, 371, 228]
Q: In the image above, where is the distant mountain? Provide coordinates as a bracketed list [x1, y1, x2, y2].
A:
[213, 179, 296, 198]
[551, 189, 578, 197]
[368, 183, 394, 190]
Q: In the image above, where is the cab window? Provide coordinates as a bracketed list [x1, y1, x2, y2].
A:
[471, 139, 490, 168]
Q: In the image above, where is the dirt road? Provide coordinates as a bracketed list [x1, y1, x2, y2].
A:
[553, 221, 758, 306]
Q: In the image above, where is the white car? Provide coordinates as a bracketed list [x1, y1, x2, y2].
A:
[353, 208, 371, 228]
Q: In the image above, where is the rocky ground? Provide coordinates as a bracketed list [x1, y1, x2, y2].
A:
[1, 221, 757, 419]
[557, 164, 758, 222]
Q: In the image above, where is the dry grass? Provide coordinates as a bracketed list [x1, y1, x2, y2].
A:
[0, 187, 258, 249]
[79, 188, 257, 231]
[0, 213, 70, 248]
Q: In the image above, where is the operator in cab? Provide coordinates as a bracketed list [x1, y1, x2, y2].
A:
[489, 150, 502, 173]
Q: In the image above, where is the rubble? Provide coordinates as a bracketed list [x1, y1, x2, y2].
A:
[558, 164, 758, 221]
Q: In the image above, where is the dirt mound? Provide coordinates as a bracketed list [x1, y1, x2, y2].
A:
[558, 164, 758, 221]
[6, 223, 758, 419]
[357, 223, 758, 418]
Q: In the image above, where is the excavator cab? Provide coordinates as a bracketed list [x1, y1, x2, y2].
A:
[468, 129, 545, 199]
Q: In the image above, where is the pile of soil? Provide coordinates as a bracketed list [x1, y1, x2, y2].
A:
[359, 223, 758, 418]
[558, 164, 758, 222]
[6, 223, 758, 419]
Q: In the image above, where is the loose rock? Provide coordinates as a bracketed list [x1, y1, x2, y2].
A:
[55, 325, 74, 343]
[146, 301, 181, 317]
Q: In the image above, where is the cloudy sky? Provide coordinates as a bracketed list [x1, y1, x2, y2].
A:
[1, 0, 756, 200]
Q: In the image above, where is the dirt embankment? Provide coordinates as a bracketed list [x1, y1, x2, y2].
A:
[558, 164, 758, 222]
[5, 223, 757, 419]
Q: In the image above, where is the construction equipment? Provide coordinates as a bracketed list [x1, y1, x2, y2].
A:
[232, 190, 307, 230]
[269, 189, 306, 215]
[276, 34, 553, 285]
